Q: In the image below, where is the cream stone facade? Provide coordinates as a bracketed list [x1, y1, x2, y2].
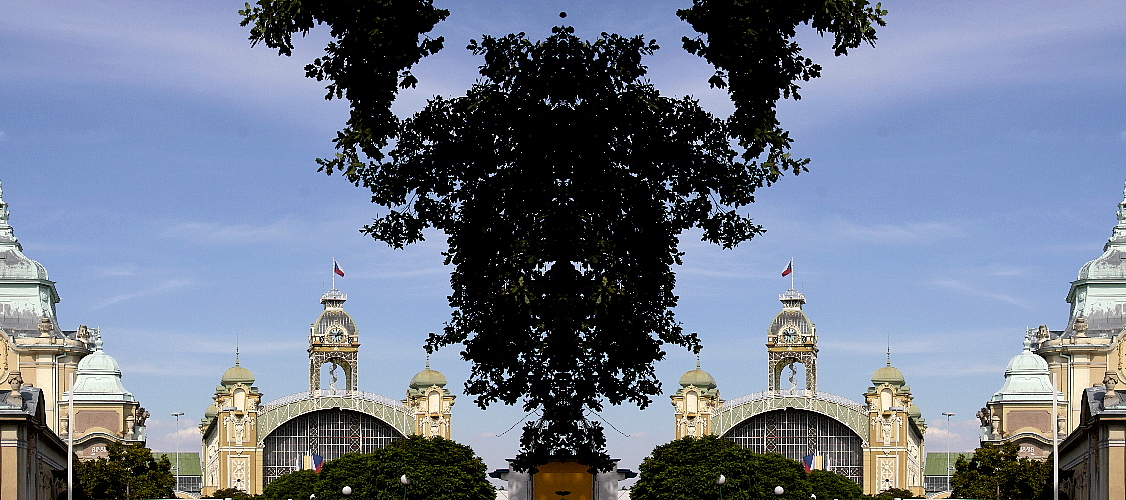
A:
[199, 288, 454, 494]
[689, 288, 927, 497]
[0, 179, 146, 498]
[670, 360, 722, 439]
[405, 359, 455, 438]
[199, 357, 264, 497]
[862, 358, 926, 496]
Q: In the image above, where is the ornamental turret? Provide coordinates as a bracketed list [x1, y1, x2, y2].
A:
[200, 353, 263, 497]
[863, 351, 925, 496]
[671, 356, 722, 438]
[766, 289, 817, 393]
[309, 289, 359, 394]
[405, 357, 455, 438]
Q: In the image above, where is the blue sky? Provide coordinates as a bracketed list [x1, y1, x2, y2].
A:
[2, 0, 1125, 482]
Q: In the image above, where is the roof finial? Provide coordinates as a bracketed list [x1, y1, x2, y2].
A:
[886, 346, 892, 367]
[235, 334, 240, 366]
[425, 353, 430, 370]
[696, 351, 701, 370]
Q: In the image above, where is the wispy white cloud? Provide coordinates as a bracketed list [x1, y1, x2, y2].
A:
[161, 219, 300, 245]
[934, 278, 1032, 309]
[93, 279, 192, 309]
[925, 418, 983, 453]
[829, 219, 965, 245]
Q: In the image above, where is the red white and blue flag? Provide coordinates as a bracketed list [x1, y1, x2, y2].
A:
[333, 260, 345, 277]
[781, 259, 793, 277]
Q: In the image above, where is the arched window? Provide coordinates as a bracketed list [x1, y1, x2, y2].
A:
[724, 409, 863, 486]
[262, 408, 402, 486]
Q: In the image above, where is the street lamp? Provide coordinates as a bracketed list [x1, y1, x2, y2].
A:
[171, 412, 184, 492]
[401, 474, 410, 500]
[342, 486, 352, 496]
[715, 474, 725, 500]
[774, 486, 784, 496]
[942, 411, 956, 493]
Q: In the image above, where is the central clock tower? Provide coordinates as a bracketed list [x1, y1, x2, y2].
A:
[766, 288, 818, 393]
[309, 289, 360, 394]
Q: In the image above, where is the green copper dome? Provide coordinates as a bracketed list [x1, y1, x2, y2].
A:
[205, 402, 218, 418]
[221, 358, 255, 387]
[409, 361, 447, 389]
[679, 368, 717, 389]
[872, 364, 905, 387]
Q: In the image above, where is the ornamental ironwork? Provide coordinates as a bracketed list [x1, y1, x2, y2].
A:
[256, 390, 413, 444]
[722, 406, 865, 486]
[261, 407, 402, 486]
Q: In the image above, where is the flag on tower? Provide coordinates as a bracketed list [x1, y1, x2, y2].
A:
[781, 259, 793, 277]
[333, 260, 345, 277]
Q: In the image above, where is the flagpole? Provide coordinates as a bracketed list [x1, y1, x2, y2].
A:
[790, 257, 795, 290]
[332, 258, 336, 290]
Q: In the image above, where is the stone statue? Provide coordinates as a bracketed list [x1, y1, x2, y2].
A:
[38, 316, 52, 338]
[977, 407, 993, 441]
[134, 407, 150, 428]
[5, 371, 23, 408]
[1036, 325, 1049, 344]
[1103, 372, 1121, 409]
[329, 364, 338, 392]
[1073, 317, 1088, 338]
[76, 325, 90, 343]
[787, 364, 797, 392]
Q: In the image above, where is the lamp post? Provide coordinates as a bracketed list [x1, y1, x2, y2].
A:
[942, 411, 955, 493]
[171, 412, 184, 493]
[342, 486, 352, 496]
[401, 474, 410, 500]
[774, 486, 784, 496]
[715, 474, 725, 500]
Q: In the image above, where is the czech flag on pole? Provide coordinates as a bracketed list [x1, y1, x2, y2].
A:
[333, 260, 345, 277]
[781, 259, 793, 277]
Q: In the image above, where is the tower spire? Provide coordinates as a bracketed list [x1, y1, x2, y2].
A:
[886, 346, 892, 367]
[0, 179, 18, 247]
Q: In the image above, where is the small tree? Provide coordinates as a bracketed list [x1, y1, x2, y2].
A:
[807, 469, 862, 499]
[631, 436, 810, 500]
[206, 487, 255, 499]
[871, 487, 918, 499]
[75, 442, 175, 500]
[262, 469, 318, 500]
[951, 443, 1051, 500]
[316, 436, 494, 500]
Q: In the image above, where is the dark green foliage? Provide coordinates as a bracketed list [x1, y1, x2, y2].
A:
[261, 469, 318, 500]
[242, 0, 883, 470]
[631, 436, 812, 500]
[75, 442, 175, 500]
[951, 443, 1051, 500]
[678, 0, 886, 168]
[206, 487, 256, 499]
[808, 469, 863, 499]
[239, 0, 449, 165]
[870, 487, 918, 499]
[314, 436, 494, 500]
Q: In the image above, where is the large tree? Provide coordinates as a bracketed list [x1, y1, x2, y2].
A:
[241, 0, 884, 470]
[951, 443, 1052, 500]
[75, 442, 175, 500]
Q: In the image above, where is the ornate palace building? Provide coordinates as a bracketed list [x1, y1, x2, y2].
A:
[198, 288, 454, 496]
[672, 289, 927, 497]
[0, 179, 147, 499]
[979, 181, 1126, 499]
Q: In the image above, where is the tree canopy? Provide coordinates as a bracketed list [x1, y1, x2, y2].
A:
[631, 436, 813, 500]
[241, 0, 885, 470]
[951, 443, 1052, 500]
[75, 442, 175, 500]
[259, 436, 495, 500]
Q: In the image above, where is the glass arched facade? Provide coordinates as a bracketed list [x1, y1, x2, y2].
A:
[262, 408, 402, 485]
[723, 408, 863, 485]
